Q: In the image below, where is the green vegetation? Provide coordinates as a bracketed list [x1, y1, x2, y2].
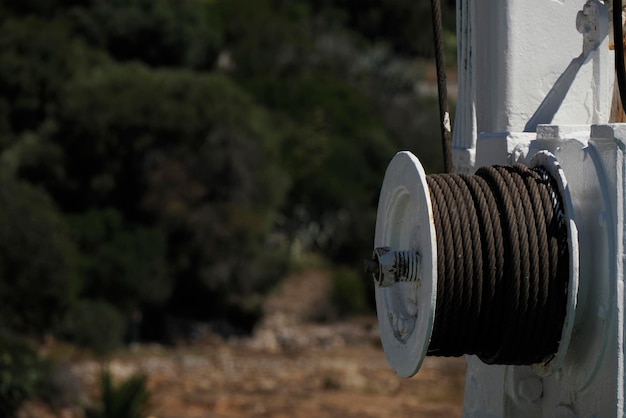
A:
[0, 0, 454, 355]
[85, 370, 150, 418]
[0, 335, 52, 418]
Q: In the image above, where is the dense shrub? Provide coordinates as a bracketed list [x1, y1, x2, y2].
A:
[0, 178, 79, 336]
[0, 334, 52, 417]
[70, 209, 169, 312]
[56, 300, 127, 355]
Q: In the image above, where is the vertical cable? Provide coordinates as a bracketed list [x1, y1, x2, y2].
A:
[430, 0, 453, 173]
[614, 0, 626, 110]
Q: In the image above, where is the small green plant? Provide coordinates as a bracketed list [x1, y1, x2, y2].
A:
[85, 370, 150, 418]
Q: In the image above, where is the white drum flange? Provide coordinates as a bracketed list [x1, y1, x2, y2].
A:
[373, 151, 437, 378]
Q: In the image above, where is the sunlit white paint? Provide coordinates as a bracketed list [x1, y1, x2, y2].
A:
[453, 0, 614, 173]
[464, 124, 621, 417]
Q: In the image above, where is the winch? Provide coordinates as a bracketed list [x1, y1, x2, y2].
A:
[369, 1, 626, 416]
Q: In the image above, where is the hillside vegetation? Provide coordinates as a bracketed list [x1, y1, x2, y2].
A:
[0, 0, 455, 351]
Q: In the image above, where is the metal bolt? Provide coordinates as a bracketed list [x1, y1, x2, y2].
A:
[576, 1, 599, 52]
[365, 247, 421, 288]
[364, 258, 380, 276]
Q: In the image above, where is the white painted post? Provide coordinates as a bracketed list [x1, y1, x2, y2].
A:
[464, 124, 621, 417]
[454, 0, 613, 172]
[458, 1, 621, 416]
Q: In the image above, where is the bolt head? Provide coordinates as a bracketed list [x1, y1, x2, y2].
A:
[369, 247, 392, 286]
[364, 258, 380, 276]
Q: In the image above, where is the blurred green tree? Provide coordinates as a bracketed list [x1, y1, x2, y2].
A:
[0, 0, 451, 340]
[54, 63, 288, 330]
[257, 74, 396, 262]
[0, 334, 53, 418]
[72, 0, 223, 69]
[0, 17, 79, 134]
[302, 0, 456, 57]
[70, 209, 169, 312]
[0, 177, 79, 336]
[215, 0, 313, 77]
[56, 299, 127, 355]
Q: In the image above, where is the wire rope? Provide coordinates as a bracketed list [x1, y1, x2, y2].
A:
[615, 0, 626, 112]
[430, 0, 453, 173]
[425, 164, 569, 365]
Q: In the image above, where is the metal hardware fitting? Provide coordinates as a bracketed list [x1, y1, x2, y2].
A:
[365, 247, 421, 288]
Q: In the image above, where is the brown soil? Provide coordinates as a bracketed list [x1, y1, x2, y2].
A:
[20, 270, 466, 418]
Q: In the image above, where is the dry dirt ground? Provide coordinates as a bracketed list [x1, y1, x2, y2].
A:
[20, 270, 466, 418]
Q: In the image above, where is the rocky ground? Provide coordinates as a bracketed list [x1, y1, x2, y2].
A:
[20, 270, 466, 418]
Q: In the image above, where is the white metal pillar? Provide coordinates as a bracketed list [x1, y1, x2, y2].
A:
[454, 0, 613, 173]
[465, 124, 623, 417]
[457, 1, 620, 415]
[456, 1, 621, 415]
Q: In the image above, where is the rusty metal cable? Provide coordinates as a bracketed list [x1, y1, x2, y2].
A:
[614, 0, 626, 111]
[425, 164, 569, 365]
[430, 0, 453, 173]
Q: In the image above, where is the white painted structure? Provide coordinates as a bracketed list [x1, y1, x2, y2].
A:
[458, 1, 624, 416]
[454, 0, 613, 172]
[373, 0, 626, 416]
[464, 124, 621, 417]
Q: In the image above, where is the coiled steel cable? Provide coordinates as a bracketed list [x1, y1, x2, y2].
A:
[425, 164, 569, 365]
